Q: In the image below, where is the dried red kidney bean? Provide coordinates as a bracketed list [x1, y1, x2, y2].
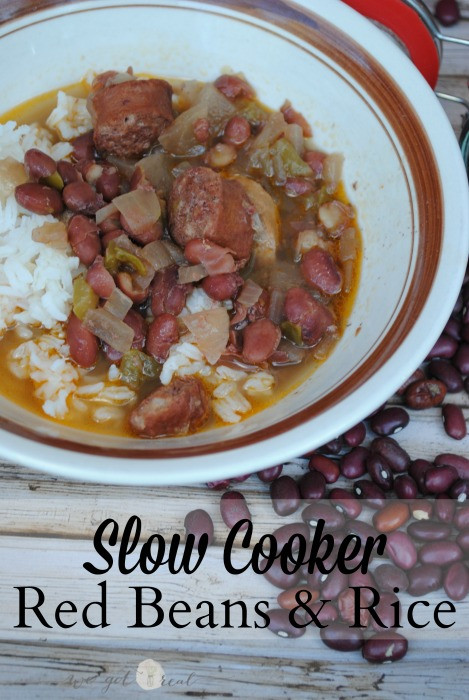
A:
[424, 465, 459, 494]
[410, 499, 433, 520]
[362, 632, 408, 663]
[435, 0, 461, 27]
[15, 182, 63, 215]
[349, 569, 376, 601]
[310, 601, 338, 624]
[450, 478, 469, 502]
[308, 454, 340, 483]
[434, 495, 455, 523]
[353, 480, 386, 509]
[385, 531, 417, 570]
[456, 529, 469, 553]
[369, 407, 409, 436]
[321, 568, 349, 599]
[220, 491, 251, 530]
[409, 459, 432, 494]
[370, 592, 401, 632]
[373, 502, 409, 533]
[462, 325, 469, 344]
[442, 404, 467, 440]
[24, 148, 56, 179]
[272, 522, 310, 551]
[373, 564, 409, 593]
[428, 359, 463, 392]
[277, 586, 319, 611]
[396, 368, 425, 395]
[366, 454, 394, 491]
[257, 465, 283, 482]
[454, 504, 469, 529]
[206, 479, 230, 491]
[418, 541, 463, 566]
[298, 471, 326, 500]
[263, 558, 302, 590]
[444, 562, 469, 601]
[330, 488, 362, 519]
[426, 333, 458, 359]
[405, 379, 447, 409]
[302, 502, 345, 530]
[184, 509, 214, 547]
[267, 608, 305, 638]
[345, 519, 380, 542]
[318, 437, 343, 455]
[338, 588, 370, 627]
[320, 622, 364, 652]
[370, 437, 410, 473]
[435, 453, 469, 480]
[407, 564, 442, 596]
[340, 446, 369, 480]
[231, 473, 252, 483]
[443, 317, 461, 341]
[270, 476, 300, 516]
[407, 521, 452, 542]
[343, 422, 367, 447]
[453, 343, 469, 374]
[394, 475, 418, 500]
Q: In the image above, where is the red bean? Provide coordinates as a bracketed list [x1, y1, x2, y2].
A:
[96, 165, 121, 201]
[444, 316, 461, 341]
[407, 521, 452, 542]
[310, 601, 338, 624]
[15, 182, 63, 215]
[434, 453, 469, 480]
[405, 379, 447, 409]
[343, 422, 366, 448]
[263, 557, 301, 589]
[409, 459, 432, 494]
[206, 479, 231, 491]
[184, 509, 214, 547]
[220, 491, 251, 530]
[346, 519, 380, 542]
[283, 286, 335, 347]
[72, 130, 95, 161]
[67, 214, 101, 265]
[231, 473, 252, 483]
[442, 404, 467, 440]
[57, 160, 80, 185]
[257, 465, 283, 482]
[394, 475, 418, 500]
[321, 568, 349, 599]
[309, 454, 340, 483]
[410, 499, 433, 520]
[373, 564, 409, 593]
[370, 593, 401, 632]
[302, 502, 345, 530]
[270, 476, 300, 516]
[396, 368, 425, 395]
[424, 465, 459, 494]
[362, 632, 408, 663]
[202, 273, 243, 301]
[66, 312, 98, 368]
[278, 586, 319, 611]
[348, 569, 377, 602]
[298, 471, 326, 500]
[340, 446, 368, 479]
[454, 504, 469, 529]
[24, 148, 56, 180]
[146, 314, 179, 362]
[450, 478, 469, 501]
[86, 256, 115, 298]
[407, 564, 442, 596]
[318, 437, 344, 455]
[434, 495, 455, 523]
[426, 333, 458, 359]
[419, 541, 463, 566]
[284, 178, 314, 197]
[385, 531, 417, 570]
[370, 437, 410, 473]
[300, 247, 342, 295]
[373, 502, 409, 533]
[353, 480, 386, 509]
[223, 115, 251, 146]
[272, 522, 310, 551]
[456, 528, 469, 553]
[193, 117, 210, 144]
[435, 0, 461, 27]
[444, 562, 469, 601]
[267, 608, 305, 638]
[366, 454, 393, 491]
[428, 359, 463, 392]
[242, 318, 281, 364]
[330, 488, 362, 519]
[320, 622, 364, 652]
[63, 180, 103, 215]
[369, 407, 409, 436]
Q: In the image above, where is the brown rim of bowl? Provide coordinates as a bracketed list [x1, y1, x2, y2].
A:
[0, 0, 442, 458]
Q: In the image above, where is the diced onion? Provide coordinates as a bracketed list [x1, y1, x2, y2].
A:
[339, 227, 358, 262]
[251, 112, 287, 150]
[295, 229, 323, 260]
[136, 152, 173, 195]
[141, 240, 173, 270]
[323, 153, 344, 193]
[237, 279, 263, 307]
[113, 189, 161, 236]
[268, 288, 285, 324]
[84, 308, 134, 353]
[318, 200, 351, 235]
[32, 222, 69, 251]
[106, 72, 135, 87]
[178, 264, 207, 284]
[272, 339, 305, 366]
[162, 240, 186, 265]
[104, 288, 133, 320]
[182, 307, 229, 365]
[0, 157, 27, 204]
[96, 201, 118, 225]
[285, 123, 304, 155]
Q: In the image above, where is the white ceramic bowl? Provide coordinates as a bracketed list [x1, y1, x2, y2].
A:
[0, 0, 467, 484]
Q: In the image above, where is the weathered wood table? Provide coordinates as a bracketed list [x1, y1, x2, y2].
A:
[1, 1, 469, 698]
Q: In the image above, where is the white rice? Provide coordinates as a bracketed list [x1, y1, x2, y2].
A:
[46, 91, 93, 141]
[0, 120, 72, 161]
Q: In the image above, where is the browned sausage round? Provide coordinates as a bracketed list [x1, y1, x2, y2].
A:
[66, 312, 98, 368]
[63, 181, 104, 215]
[86, 256, 115, 298]
[72, 130, 95, 162]
[202, 273, 243, 301]
[242, 319, 281, 364]
[24, 149, 56, 180]
[146, 313, 179, 362]
[300, 247, 342, 295]
[15, 183, 63, 216]
[130, 376, 210, 437]
[284, 287, 335, 347]
[67, 214, 101, 265]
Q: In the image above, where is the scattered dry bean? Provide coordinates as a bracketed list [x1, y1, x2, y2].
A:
[405, 379, 447, 409]
[369, 407, 409, 436]
[220, 491, 251, 530]
[442, 404, 467, 440]
[362, 631, 408, 663]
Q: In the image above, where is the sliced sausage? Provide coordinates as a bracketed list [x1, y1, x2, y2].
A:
[242, 319, 281, 364]
[129, 376, 210, 438]
[169, 166, 254, 265]
[146, 313, 179, 362]
[67, 214, 101, 265]
[151, 265, 191, 317]
[66, 312, 98, 368]
[284, 287, 335, 347]
[91, 79, 174, 159]
[202, 273, 243, 301]
[86, 255, 116, 298]
[300, 246, 342, 295]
